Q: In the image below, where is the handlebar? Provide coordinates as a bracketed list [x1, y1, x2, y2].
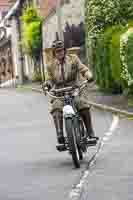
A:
[43, 80, 88, 99]
[46, 91, 64, 100]
[51, 80, 88, 93]
[51, 86, 73, 93]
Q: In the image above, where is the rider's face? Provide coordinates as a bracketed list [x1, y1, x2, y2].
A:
[55, 49, 65, 61]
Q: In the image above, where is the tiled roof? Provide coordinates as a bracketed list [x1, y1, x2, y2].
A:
[38, 0, 57, 17]
[0, 0, 12, 5]
[47, 0, 57, 13]
[39, 0, 57, 15]
[0, 0, 12, 10]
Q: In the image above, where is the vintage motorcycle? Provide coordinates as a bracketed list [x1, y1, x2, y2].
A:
[42, 80, 98, 168]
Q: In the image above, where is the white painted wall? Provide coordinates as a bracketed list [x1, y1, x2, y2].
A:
[11, 17, 19, 77]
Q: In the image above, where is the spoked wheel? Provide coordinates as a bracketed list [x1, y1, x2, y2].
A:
[65, 118, 80, 168]
[79, 118, 87, 153]
[77, 144, 83, 160]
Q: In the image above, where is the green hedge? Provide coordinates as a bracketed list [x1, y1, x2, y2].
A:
[85, 0, 133, 94]
[20, 7, 42, 60]
[32, 71, 42, 82]
[120, 28, 133, 95]
[85, 0, 133, 35]
[93, 25, 126, 93]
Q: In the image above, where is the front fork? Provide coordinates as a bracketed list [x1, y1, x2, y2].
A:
[64, 113, 81, 148]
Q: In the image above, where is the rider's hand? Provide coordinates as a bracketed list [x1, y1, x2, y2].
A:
[42, 81, 52, 92]
[87, 77, 94, 83]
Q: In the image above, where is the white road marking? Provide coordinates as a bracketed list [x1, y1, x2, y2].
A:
[109, 115, 119, 132]
[69, 115, 119, 199]
[105, 132, 112, 136]
[103, 136, 110, 141]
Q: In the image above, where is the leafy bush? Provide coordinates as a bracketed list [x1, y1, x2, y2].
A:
[120, 28, 133, 94]
[32, 71, 42, 82]
[20, 7, 39, 23]
[85, 0, 133, 93]
[109, 25, 127, 84]
[20, 7, 42, 60]
[22, 21, 42, 57]
[85, 0, 133, 35]
[93, 25, 125, 93]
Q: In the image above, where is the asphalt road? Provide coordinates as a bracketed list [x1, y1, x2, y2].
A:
[0, 89, 131, 200]
[80, 117, 133, 200]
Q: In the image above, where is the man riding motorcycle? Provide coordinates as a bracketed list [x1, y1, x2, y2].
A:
[43, 40, 99, 145]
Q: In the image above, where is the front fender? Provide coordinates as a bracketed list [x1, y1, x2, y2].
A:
[63, 105, 75, 118]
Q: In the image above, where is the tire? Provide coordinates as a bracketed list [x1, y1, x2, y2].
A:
[76, 119, 83, 160]
[65, 118, 80, 168]
[79, 118, 86, 138]
[77, 145, 83, 160]
[79, 119, 87, 153]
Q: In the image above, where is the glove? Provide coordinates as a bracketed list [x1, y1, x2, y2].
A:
[42, 81, 53, 92]
[87, 77, 94, 83]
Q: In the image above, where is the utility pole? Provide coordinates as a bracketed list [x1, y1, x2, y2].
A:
[56, 0, 64, 41]
[16, 16, 24, 85]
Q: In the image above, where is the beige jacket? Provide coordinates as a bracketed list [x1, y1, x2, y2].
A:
[46, 54, 92, 87]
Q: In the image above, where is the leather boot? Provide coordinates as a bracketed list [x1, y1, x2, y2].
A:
[79, 108, 99, 140]
[52, 110, 65, 144]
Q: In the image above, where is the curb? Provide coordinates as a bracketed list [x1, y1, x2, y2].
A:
[32, 88, 43, 93]
[31, 87, 133, 119]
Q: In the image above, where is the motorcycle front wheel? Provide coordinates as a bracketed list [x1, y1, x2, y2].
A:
[65, 118, 80, 168]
